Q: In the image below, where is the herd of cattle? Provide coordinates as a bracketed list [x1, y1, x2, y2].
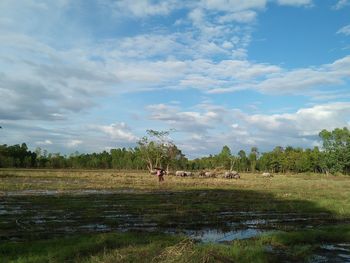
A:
[168, 170, 273, 179]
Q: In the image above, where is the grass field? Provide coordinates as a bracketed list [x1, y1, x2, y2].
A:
[0, 169, 349, 262]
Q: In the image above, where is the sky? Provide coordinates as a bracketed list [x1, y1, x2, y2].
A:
[0, 0, 350, 158]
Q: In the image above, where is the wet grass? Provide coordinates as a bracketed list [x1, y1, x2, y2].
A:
[1, 225, 349, 263]
[1, 189, 343, 242]
[0, 231, 183, 263]
[0, 169, 349, 262]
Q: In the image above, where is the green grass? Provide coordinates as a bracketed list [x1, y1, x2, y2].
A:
[1, 225, 349, 263]
[0, 232, 183, 263]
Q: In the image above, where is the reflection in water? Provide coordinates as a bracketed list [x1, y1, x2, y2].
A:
[186, 228, 267, 243]
[309, 243, 350, 263]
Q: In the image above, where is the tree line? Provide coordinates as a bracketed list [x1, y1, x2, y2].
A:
[0, 128, 349, 174]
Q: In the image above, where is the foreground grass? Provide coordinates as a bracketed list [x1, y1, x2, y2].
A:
[1, 225, 349, 263]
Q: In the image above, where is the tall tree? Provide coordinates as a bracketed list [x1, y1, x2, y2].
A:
[137, 130, 177, 173]
[249, 147, 258, 172]
[217, 145, 233, 170]
[319, 127, 350, 174]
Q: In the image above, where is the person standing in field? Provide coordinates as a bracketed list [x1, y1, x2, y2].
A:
[155, 167, 165, 182]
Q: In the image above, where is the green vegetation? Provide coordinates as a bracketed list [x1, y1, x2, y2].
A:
[1, 127, 350, 174]
[0, 232, 184, 263]
[1, 225, 350, 263]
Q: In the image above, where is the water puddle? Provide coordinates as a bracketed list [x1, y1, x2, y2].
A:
[309, 243, 350, 263]
[79, 224, 110, 232]
[185, 228, 268, 243]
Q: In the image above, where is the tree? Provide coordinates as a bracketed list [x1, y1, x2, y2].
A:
[319, 127, 350, 174]
[217, 145, 233, 170]
[137, 130, 178, 173]
[237, 150, 248, 172]
[249, 147, 258, 172]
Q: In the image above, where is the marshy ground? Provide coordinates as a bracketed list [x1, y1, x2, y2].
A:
[0, 169, 349, 262]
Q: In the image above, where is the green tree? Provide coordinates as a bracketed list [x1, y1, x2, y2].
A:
[249, 147, 258, 172]
[217, 145, 233, 170]
[137, 130, 179, 173]
[319, 127, 350, 174]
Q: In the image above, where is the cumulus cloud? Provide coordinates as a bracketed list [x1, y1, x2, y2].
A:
[97, 123, 138, 142]
[255, 56, 350, 94]
[1, 0, 326, 120]
[66, 140, 83, 148]
[0, 32, 119, 121]
[36, 140, 53, 146]
[276, 0, 313, 6]
[199, 0, 267, 12]
[337, 25, 350, 36]
[145, 102, 350, 157]
[147, 104, 225, 132]
[217, 11, 257, 24]
[111, 0, 180, 17]
[239, 103, 350, 136]
[333, 0, 350, 10]
[208, 56, 350, 96]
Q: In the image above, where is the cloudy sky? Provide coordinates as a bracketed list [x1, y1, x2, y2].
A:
[1, 0, 350, 158]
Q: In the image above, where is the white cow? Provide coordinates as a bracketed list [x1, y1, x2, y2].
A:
[262, 172, 273, 177]
[175, 171, 192, 177]
[204, 171, 216, 178]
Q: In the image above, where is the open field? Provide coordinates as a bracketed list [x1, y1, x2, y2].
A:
[1, 169, 350, 262]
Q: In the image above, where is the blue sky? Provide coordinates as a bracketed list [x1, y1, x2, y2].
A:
[1, 0, 350, 158]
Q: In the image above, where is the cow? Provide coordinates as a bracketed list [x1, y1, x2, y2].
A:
[224, 171, 240, 179]
[175, 171, 192, 177]
[175, 171, 185, 176]
[204, 171, 216, 178]
[262, 172, 273, 177]
[199, 170, 206, 177]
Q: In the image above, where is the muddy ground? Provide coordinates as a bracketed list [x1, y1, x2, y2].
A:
[0, 189, 346, 243]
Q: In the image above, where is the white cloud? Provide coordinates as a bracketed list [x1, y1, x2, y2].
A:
[333, 0, 350, 10]
[0, 32, 119, 121]
[240, 102, 350, 137]
[36, 140, 53, 146]
[188, 8, 205, 25]
[276, 0, 313, 6]
[0, 120, 140, 154]
[147, 103, 225, 132]
[66, 140, 82, 148]
[145, 102, 350, 157]
[98, 123, 138, 142]
[337, 25, 350, 36]
[111, 0, 180, 17]
[217, 11, 257, 23]
[256, 56, 350, 94]
[199, 0, 267, 12]
[208, 56, 350, 96]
